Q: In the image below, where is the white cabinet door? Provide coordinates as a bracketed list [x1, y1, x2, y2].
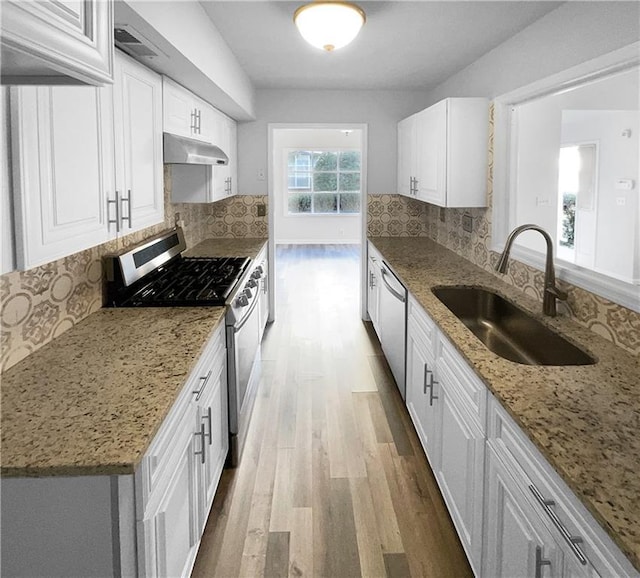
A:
[113, 52, 164, 234]
[197, 99, 221, 145]
[435, 382, 485, 575]
[484, 445, 564, 578]
[397, 115, 416, 197]
[212, 114, 237, 200]
[10, 84, 116, 270]
[196, 355, 228, 534]
[397, 98, 488, 207]
[405, 297, 439, 466]
[139, 418, 200, 578]
[163, 77, 197, 140]
[415, 100, 447, 205]
[1, 0, 113, 85]
[162, 77, 223, 145]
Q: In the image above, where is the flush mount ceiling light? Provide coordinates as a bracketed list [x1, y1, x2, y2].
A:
[293, 1, 366, 52]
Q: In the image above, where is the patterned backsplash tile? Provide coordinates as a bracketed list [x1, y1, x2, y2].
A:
[0, 166, 268, 372]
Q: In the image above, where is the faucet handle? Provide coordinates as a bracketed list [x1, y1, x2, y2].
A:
[547, 285, 568, 301]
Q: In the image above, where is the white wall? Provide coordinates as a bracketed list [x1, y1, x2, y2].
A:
[423, 2, 640, 104]
[273, 128, 362, 244]
[563, 109, 639, 283]
[1, 88, 15, 274]
[238, 89, 430, 195]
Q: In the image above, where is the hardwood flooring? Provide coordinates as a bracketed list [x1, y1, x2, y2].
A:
[192, 244, 472, 578]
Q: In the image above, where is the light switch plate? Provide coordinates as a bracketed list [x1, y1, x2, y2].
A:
[462, 214, 473, 233]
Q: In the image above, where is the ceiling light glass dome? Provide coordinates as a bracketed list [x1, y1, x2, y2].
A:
[294, 2, 366, 52]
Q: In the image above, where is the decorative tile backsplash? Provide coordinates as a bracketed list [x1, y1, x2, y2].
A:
[0, 166, 268, 372]
[367, 104, 640, 356]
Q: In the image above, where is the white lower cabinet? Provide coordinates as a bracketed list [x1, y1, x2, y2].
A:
[405, 294, 439, 464]
[485, 444, 564, 578]
[405, 293, 484, 574]
[137, 322, 228, 578]
[400, 288, 638, 578]
[434, 382, 485, 575]
[137, 418, 200, 578]
[487, 396, 636, 578]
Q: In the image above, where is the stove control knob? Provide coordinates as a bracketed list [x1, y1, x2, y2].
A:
[247, 279, 258, 289]
[236, 294, 249, 307]
[251, 269, 262, 280]
[243, 288, 253, 299]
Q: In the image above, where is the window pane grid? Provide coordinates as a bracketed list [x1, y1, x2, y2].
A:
[287, 150, 361, 215]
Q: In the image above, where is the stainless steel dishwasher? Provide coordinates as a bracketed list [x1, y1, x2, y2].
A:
[377, 260, 407, 399]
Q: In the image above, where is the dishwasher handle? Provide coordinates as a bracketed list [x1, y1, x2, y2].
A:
[380, 266, 406, 303]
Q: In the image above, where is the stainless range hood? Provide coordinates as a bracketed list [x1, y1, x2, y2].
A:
[163, 133, 229, 165]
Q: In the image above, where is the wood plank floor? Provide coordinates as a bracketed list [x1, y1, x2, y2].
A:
[192, 244, 472, 578]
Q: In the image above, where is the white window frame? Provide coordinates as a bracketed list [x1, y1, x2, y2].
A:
[284, 148, 362, 216]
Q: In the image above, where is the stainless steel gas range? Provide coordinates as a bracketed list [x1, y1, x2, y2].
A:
[104, 228, 264, 466]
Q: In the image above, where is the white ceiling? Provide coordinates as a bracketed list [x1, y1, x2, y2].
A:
[200, 1, 562, 91]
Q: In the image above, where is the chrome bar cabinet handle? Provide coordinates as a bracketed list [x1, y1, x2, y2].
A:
[192, 370, 213, 401]
[535, 546, 552, 578]
[423, 365, 438, 406]
[203, 406, 212, 445]
[194, 423, 206, 464]
[121, 189, 132, 228]
[529, 484, 588, 565]
[107, 191, 120, 233]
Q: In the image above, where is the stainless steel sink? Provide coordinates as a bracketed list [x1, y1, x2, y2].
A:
[432, 286, 596, 366]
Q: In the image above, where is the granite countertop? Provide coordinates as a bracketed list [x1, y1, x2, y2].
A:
[185, 237, 267, 259]
[1, 307, 226, 477]
[369, 236, 640, 571]
[1, 236, 268, 478]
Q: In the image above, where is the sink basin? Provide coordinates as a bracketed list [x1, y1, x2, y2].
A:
[432, 286, 596, 366]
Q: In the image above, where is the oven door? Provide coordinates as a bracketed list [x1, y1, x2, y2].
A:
[226, 278, 262, 466]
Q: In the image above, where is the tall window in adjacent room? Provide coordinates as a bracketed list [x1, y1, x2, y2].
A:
[286, 149, 361, 214]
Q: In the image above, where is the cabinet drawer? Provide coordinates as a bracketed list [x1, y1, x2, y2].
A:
[136, 324, 225, 516]
[437, 334, 487, 430]
[488, 396, 637, 577]
[407, 295, 437, 360]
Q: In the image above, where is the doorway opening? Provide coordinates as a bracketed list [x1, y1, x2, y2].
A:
[267, 124, 368, 321]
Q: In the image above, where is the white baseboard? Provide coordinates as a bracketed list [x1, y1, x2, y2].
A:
[275, 239, 361, 245]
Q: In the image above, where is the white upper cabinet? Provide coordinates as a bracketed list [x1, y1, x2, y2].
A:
[113, 52, 164, 233]
[163, 76, 222, 145]
[11, 51, 164, 270]
[1, 0, 114, 85]
[11, 84, 116, 269]
[212, 113, 237, 200]
[398, 97, 489, 208]
[397, 115, 416, 197]
[167, 78, 238, 204]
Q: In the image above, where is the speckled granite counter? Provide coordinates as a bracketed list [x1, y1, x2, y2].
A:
[185, 237, 267, 259]
[1, 307, 226, 477]
[369, 236, 640, 571]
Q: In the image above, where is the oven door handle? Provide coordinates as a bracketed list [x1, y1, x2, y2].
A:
[234, 282, 261, 333]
